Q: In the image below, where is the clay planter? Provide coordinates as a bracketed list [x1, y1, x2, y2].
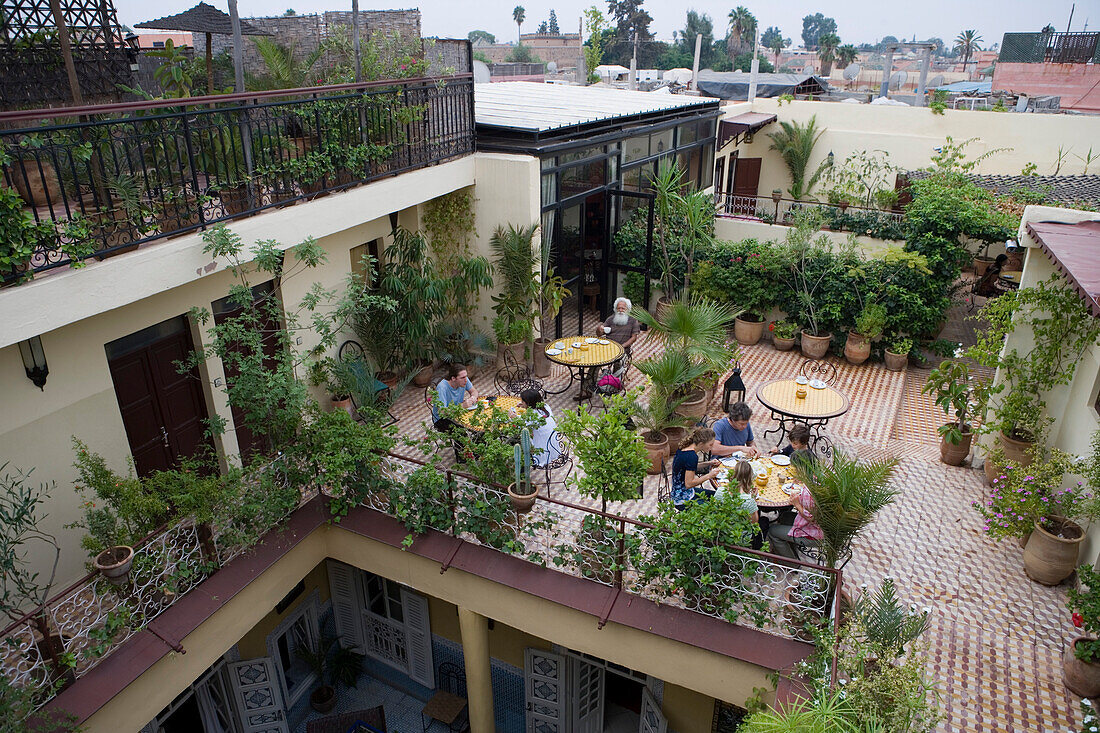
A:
[973, 256, 995, 277]
[412, 362, 434, 388]
[642, 431, 669, 474]
[300, 178, 327, 198]
[800, 331, 831, 359]
[655, 296, 675, 321]
[662, 426, 689, 457]
[533, 338, 553, 378]
[331, 395, 354, 416]
[1005, 250, 1024, 271]
[1023, 516, 1084, 586]
[507, 482, 538, 514]
[10, 158, 61, 206]
[884, 349, 908, 372]
[156, 195, 202, 236]
[310, 685, 338, 714]
[734, 316, 765, 345]
[217, 185, 251, 215]
[1000, 431, 1035, 468]
[1064, 638, 1100, 698]
[773, 335, 796, 352]
[94, 545, 135, 587]
[939, 426, 973, 466]
[843, 332, 871, 365]
[675, 388, 708, 419]
[378, 371, 399, 390]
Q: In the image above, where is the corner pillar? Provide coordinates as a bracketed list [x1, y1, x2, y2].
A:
[457, 607, 495, 733]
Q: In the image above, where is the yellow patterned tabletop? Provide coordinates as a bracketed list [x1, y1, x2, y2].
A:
[456, 396, 524, 431]
[544, 337, 625, 368]
[713, 456, 801, 508]
[756, 378, 850, 420]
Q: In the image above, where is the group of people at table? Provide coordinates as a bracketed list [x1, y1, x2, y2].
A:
[670, 403, 822, 560]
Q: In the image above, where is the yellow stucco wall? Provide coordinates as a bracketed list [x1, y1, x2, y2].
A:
[664, 681, 719, 733]
[234, 561, 331, 660]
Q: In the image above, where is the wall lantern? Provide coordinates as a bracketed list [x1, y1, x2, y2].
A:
[19, 336, 48, 390]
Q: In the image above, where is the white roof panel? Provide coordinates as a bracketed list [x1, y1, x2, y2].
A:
[474, 82, 717, 132]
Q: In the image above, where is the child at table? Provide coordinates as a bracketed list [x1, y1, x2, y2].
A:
[731, 460, 763, 549]
[769, 423, 811, 457]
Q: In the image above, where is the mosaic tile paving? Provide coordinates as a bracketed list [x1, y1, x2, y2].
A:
[382, 313, 1083, 732]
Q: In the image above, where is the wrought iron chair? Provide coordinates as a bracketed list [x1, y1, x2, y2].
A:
[494, 349, 543, 396]
[796, 540, 853, 571]
[540, 431, 573, 498]
[337, 339, 396, 426]
[589, 350, 632, 411]
[798, 358, 838, 385]
[422, 661, 469, 732]
[656, 458, 671, 506]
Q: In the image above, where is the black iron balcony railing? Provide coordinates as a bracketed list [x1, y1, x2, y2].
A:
[0, 75, 475, 283]
[1000, 31, 1100, 65]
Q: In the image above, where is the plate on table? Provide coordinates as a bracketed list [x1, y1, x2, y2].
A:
[554, 342, 565, 349]
[782, 482, 801, 495]
[598, 339, 610, 345]
[771, 454, 791, 466]
[810, 379, 827, 389]
[546, 348, 562, 356]
[795, 376, 809, 385]
[720, 452, 745, 466]
[572, 342, 583, 348]
[585, 337, 599, 343]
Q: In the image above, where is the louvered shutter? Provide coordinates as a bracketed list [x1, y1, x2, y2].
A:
[401, 587, 435, 688]
[326, 560, 365, 653]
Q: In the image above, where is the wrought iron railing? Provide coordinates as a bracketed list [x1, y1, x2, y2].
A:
[0, 75, 475, 283]
[1000, 31, 1100, 64]
[714, 193, 904, 235]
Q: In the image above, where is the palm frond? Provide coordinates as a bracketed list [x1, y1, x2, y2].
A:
[632, 298, 739, 366]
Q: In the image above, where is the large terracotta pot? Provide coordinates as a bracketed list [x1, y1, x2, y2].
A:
[939, 428, 973, 466]
[331, 395, 354, 416]
[800, 331, 831, 359]
[662, 426, 688, 457]
[10, 158, 61, 206]
[642, 431, 668, 474]
[498, 341, 526, 368]
[675, 388, 708, 419]
[973, 256, 994, 277]
[412, 362, 434, 388]
[533, 338, 553, 378]
[507, 482, 538, 514]
[94, 546, 134, 587]
[310, 685, 338, 714]
[1022, 516, 1084, 586]
[1064, 638, 1100, 698]
[884, 349, 908, 372]
[843, 332, 871, 365]
[1000, 431, 1035, 468]
[734, 316, 765, 345]
[773, 335, 795, 352]
[655, 296, 675, 321]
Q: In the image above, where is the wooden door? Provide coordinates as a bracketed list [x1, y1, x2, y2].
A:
[106, 316, 212, 478]
[228, 658, 289, 733]
[731, 157, 762, 215]
[525, 648, 566, 732]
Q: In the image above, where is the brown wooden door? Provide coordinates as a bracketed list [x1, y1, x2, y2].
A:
[106, 317, 212, 478]
[731, 157, 762, 215]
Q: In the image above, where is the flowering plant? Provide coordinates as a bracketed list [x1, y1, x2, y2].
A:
[1068, 565, 1100, 662]
[971, 443, 1082, 541]
[770, 320, 798, 340]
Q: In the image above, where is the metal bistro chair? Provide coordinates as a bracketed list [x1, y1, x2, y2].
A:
[798, 358, 838, 386]
[539, 430, 573, 498]
[656, 457, 671, 506]
[421, 661, 469, 732]
[495, 349, 543, 397]
[590, 350, 633, 411]
[337, 339, 396, 426]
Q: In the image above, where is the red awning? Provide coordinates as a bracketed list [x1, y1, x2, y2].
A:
[718, 112, 777, 149]
[1026, 220, 1100, 316]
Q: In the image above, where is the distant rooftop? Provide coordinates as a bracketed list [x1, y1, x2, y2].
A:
[907, 170, 1100, 207]
[474, 82, 718, 133]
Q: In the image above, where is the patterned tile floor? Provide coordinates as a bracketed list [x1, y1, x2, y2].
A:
[384, 313, 1082, 732]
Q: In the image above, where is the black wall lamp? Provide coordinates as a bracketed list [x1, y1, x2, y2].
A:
[19, 336, 48, 390]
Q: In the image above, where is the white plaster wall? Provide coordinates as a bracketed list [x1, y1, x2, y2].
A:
[714, 216, 902, 256]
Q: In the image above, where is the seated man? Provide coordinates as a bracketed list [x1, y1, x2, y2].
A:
[709, 402, 760, 458]
[599, 297, 641, 353]
[432, 363, 479, 432]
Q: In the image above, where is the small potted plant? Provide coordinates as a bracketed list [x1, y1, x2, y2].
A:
[295, 635, 365, 713]
[1066, 565, 1100, 698]
[308, 358, 353, 415]
[845, 302, 886, 365]
[922, 359, 984, 466]
[884, 336, 912, 372]
[508, 428, 539, 513]
[769, 320, 798, 351]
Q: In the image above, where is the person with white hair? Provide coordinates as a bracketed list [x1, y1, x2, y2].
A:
[598, 297, 641, 353]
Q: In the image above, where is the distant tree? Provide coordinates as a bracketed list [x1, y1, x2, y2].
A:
[817, 32, 840, 76]
[506, 43, 541, 63]
[538, 21, 549, 33]
[730, 52, 773, 73]
[549, 10, 560, 34]
[284, 8, 296, 16]
[879, 34, 899, 51]
[679, 10, 716, 67]
[657, 43, 694, 70]
[513, 6, 526, 42]
[468, 30, 497, 44]
[760, 26, 784, 49]
[769, 35, 785, 66]
[473, 51, 492, 64]
[801, 13, 837, 49]
[953, 29, 982, 69]
[605, 0, 656, 67]
[922, 37, 944, 55]
[727, 6, 757, 59]
[583, 6, 609, 81]
[836, 43, 858, 69]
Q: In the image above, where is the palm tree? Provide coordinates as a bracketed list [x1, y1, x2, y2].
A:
[835, 44, 858, 69]
[816, 32, 840, 77]
[632, 298, 740, 367]
[249, 38, 324, 90]
[513, 6, 526, 43]
[766, 115, 833, 200]
[726, 6, 756, 60]
[769, 35, 784, 68]
[954, 29, 983, 73]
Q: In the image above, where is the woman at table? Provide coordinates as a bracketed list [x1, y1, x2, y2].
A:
[521, 389, 561, 467]
[729, 460, 762, 549]
[766, 450, 823, 559]
[670, 427, 721, 509]
[975, 254, 1008, 298]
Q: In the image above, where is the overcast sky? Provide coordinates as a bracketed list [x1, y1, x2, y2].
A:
[117, 0, 1091, 47]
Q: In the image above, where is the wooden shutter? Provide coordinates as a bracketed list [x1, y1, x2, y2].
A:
[525, 648, 566, 732]
[570, 655, 604, 733]
[326, 560, 365, 653]
[401, 587, 435, 688]
[228, 658, 289, 733]
[638, 686, 667, 733]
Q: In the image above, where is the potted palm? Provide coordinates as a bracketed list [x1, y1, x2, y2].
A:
[630, 390, 685, 473]
[922, 359, 985, 466]
[772, 219, 849, 359]
[883, 336, 911, 372]
[490, 223, 540, 367]
[535, 243, 571, 378]
[844, 302, 886, 365]
[295, 635, 365, 713]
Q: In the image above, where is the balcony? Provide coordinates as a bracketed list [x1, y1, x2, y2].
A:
[0, 75, 474, 284]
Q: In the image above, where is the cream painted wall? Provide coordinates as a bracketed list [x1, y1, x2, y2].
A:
[715, 216, 902, 255]
[663, 682, 719, 733]
[717, 99, 1100, 202]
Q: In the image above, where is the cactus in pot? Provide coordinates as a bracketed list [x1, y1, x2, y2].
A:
[509, 428, 538, 513]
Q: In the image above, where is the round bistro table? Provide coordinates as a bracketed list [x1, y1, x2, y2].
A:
[542, 337, 625, 397]
[712, 455, 801, 508]
[755, 378, 850, 457]
[454, 395, 524, 431]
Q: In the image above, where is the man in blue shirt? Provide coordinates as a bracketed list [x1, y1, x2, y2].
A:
[432, 363, 479, 431]
[710, 401, 759, 458]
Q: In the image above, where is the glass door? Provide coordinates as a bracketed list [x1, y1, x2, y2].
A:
[606, 189, 655, 314]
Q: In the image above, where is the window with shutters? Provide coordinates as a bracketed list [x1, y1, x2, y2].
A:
[361, 574, 409, 668]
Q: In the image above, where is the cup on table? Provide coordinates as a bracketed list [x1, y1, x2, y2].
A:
[603, 326, 611, 334]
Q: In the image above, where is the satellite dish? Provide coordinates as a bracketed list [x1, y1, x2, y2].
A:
[547, 61, 558, 73]
[803, 64, 815, 75]
[928, 74, 945, 88]
[472, 60, 491, 84]
[842, 63, 861, 81]
[889, 69, 908, 90]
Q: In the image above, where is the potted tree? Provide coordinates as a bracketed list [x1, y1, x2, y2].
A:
[295, 635, 365, 713]
[1066, 565, 1100, 697]
[922, 359, 985, 466]
[631, 390, 685, 473]
[883, 336, 911, 372]
[844, 302, 886, 365]
[772, 219, 848, 359]
[535, 242, 571, 378]
[489, 223, 540, 366]
[769, 320, 798, 351]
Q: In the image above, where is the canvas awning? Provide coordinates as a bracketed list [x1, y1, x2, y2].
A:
[718, 112, 777, 149]
[1026, 220, 1100, 316]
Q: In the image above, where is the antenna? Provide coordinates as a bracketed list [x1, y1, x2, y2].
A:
[889, 69, 908, 90]
[842, 63, 861, 81]
[547, 61, 558, 73]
